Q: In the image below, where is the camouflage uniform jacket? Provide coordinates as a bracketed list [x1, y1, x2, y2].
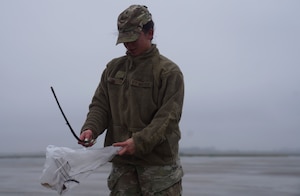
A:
[81, 44, 184, 166]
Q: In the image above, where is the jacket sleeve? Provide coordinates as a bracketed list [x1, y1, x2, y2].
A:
[132, 69, 184, 156]
[80, 69, 110, 139]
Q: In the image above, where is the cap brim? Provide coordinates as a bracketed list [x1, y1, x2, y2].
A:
[116, 31, 140, 45]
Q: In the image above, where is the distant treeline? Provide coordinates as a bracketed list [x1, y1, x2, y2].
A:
[179, 147, 300, 157]
[0, 153, 45, 159]
[1, 147, 300, 158]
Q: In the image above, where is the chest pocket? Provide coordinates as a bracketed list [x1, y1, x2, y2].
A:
[107, 77, 123, 85]
[130, 79, 152, 88]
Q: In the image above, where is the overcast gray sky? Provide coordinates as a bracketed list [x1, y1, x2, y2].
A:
[1, 0, 300, 153]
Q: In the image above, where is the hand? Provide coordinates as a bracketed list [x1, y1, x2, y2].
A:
[113, 138, 135, 155]
[78, 129, 95, 147]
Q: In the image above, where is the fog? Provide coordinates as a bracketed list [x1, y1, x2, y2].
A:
[1, 0, 299, 153]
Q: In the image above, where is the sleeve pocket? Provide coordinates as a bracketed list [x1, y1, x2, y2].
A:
[130, 79, 152, 88]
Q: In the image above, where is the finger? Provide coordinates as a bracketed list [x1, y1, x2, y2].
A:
[113, 141, 126, 147]
[117, 147, 127, 155]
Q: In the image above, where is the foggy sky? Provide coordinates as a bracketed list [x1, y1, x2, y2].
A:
[1, 0, 300, 153]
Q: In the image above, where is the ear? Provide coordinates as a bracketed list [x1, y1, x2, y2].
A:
[147, 29, 154, 40]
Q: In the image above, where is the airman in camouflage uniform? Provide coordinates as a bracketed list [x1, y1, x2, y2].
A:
[79, 5, 184, 195]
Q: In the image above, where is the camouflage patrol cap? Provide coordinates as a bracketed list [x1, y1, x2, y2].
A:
[116, 5, 152, 45]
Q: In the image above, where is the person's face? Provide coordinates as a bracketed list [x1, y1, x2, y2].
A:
[123, 30, 153, 56]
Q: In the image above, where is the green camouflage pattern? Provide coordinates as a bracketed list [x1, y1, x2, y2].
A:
[116, 5, 152, 44]
[108, 160, 183, 195]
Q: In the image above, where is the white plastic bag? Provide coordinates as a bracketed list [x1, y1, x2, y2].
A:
[40, 145, 120, 195]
